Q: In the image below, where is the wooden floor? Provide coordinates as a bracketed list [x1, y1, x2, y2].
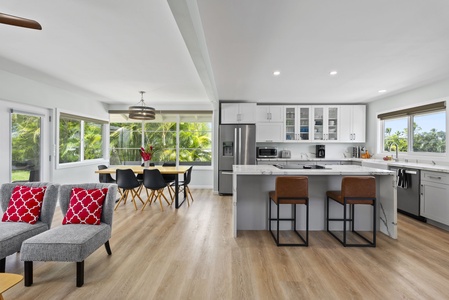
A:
[4, 189, 449, 299]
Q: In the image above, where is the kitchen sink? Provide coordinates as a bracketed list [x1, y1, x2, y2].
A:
[274, 164, 330, 170]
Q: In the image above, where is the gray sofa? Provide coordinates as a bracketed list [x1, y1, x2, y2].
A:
[21, 183, 117, 287]
[0, 182, 59, 273]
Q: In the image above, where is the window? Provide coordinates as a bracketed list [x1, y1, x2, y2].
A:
[58, 112, 106, 164]
[412, 111, 446, 153]
[109, 112, 212, 165]
[383, 117, 408, 152]
[380, 102, 446, 155]
[179, 122, 212, 164]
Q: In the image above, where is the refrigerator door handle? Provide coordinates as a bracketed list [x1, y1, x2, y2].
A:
[238, 128, 242, 164]
[234, 128, 238, 165]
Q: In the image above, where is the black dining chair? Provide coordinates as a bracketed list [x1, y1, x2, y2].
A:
[115, 169, 144, 211]
[142, 169, 171, 211]
[170, 166, 194, 206]
[98, 165, 116, 183]
[162, 162, 176, 202]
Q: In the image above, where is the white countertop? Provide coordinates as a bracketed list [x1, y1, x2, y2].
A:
[257, 157, 449, 173]
[233, 164, 394, 176]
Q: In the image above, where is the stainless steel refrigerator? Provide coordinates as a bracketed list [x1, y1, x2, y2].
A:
[218, 124, 256, 194]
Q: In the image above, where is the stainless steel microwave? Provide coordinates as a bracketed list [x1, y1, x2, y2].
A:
[257, 147, 278, 158]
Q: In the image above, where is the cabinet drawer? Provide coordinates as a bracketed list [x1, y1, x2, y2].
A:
[421, 171, 449, 185]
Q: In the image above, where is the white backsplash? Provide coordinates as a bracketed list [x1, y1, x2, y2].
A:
[257, 142, 366, 159]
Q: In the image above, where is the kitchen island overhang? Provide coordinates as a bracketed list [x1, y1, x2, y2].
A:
[232, 165, 397, 239]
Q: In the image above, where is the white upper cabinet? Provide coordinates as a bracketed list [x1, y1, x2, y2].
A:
[256, 105, 284, 122]
[284, 106, 311, 142]
[256, 105, 284, 142]
[221, 103, 257, 124]
[339, 105, 366, 142]
[312, 106, 339, 141]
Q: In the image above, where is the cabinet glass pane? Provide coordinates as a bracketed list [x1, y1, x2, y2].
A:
[328, 107, 338, 140]
[313, 107, 324, 141]
[299, 107, 310, 141]
[285, 107, 296, 140]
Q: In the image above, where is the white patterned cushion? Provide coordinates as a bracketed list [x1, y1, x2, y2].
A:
[1, 185, 46, 224]
[62, 188, 107, 225]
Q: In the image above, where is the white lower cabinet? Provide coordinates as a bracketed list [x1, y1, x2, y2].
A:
[421, 171, 449, 225]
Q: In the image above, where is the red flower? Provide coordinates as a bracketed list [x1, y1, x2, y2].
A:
[140, 146, 153, 161]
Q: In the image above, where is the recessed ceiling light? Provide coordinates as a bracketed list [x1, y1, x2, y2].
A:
[378, 89, 387, 93]
[273, 71, 281, 76]
[329, 71, 338, 76]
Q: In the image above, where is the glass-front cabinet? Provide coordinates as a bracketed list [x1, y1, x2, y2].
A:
[284, 106, 311, 141]
[312, 106, 339, 141]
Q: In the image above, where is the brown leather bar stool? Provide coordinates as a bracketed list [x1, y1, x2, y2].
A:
[268, 176, 309, 246]
[326, 176, 376, 247]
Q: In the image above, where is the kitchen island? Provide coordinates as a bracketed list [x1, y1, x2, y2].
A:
[232, 164, 397, 239]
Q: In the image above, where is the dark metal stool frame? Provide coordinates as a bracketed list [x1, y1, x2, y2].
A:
[326, 177, 376, 247]
[268, 176, 309, 247]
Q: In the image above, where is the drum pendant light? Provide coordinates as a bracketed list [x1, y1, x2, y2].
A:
[128, 91, 156, 120]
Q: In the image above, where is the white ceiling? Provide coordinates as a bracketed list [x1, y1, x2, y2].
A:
[2, 0, 449, 107]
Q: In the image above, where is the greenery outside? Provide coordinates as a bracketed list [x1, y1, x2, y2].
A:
[59, 117, 104, 163]
[383, 112, 446, 153]
[11, 113, 41, 181]
[110, 121, 212, 164]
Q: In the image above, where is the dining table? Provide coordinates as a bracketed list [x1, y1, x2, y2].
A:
[95, 165, 191, 209]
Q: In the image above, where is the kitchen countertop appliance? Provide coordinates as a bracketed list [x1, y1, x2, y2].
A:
[389, 166, 425, 221]
[219, 124, 256, 194]
[280, 150, 291, 158]
[257, 147, 277, 158]
[316, 145, 325, 158]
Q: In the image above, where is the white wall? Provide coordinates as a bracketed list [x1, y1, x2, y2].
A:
[0, 69, 109, 184]
[366, 77, 449, 162]
[0, 69, 215, 188]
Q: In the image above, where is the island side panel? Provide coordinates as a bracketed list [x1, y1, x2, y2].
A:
[234, 173, 397, 239]
[378, 174, 397, 239]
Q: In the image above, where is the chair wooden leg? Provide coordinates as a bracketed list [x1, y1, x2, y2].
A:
[24, 261, 33, 286]
[186, 186, 194, 203]
[160, 189, 171, 206]
[157, 193, 164, 211]
[76, 261, 84, 287]
[114, 191, 128, 210]
[141, 190, 155, 211]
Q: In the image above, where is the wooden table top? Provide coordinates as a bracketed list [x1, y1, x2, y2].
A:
[95, 165, 191, 175]
[0, 273, 23, 295]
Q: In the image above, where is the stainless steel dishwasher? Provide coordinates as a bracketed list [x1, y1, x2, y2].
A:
[389, 166, 425, 221]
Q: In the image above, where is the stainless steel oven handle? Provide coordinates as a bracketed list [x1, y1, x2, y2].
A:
[222, 172, 233, 175]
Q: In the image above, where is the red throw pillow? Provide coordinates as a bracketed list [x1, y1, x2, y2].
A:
[62, 187, 108, 225]
[2, 185, 47, 224]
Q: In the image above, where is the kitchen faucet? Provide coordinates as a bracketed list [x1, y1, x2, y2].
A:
[389, 142, 399, 161]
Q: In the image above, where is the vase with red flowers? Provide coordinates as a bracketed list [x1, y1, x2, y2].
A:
[140, 145, 153, 167]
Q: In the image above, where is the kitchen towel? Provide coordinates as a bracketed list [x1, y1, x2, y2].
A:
[397, 169, 409, 189]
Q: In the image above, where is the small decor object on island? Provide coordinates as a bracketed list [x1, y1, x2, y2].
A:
[140, 145, 153, 167]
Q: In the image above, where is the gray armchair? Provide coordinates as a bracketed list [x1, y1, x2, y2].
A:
[21, 183, 117, 287]
[0, 182, 59, 273]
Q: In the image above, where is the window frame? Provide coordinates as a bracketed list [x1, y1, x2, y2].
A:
[109, 112, 213, 166]
[56, 109, 108, 168]
[380, 107, 446, 157]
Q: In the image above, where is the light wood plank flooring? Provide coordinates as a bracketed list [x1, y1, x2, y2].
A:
[4, 189, 449, 299]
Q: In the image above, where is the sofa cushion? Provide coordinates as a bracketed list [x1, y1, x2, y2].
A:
[20, 223, 111, 262]
[62, 188, 108, 225]
[2, 185, 46, 224]
[0, 221, 48, 258]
